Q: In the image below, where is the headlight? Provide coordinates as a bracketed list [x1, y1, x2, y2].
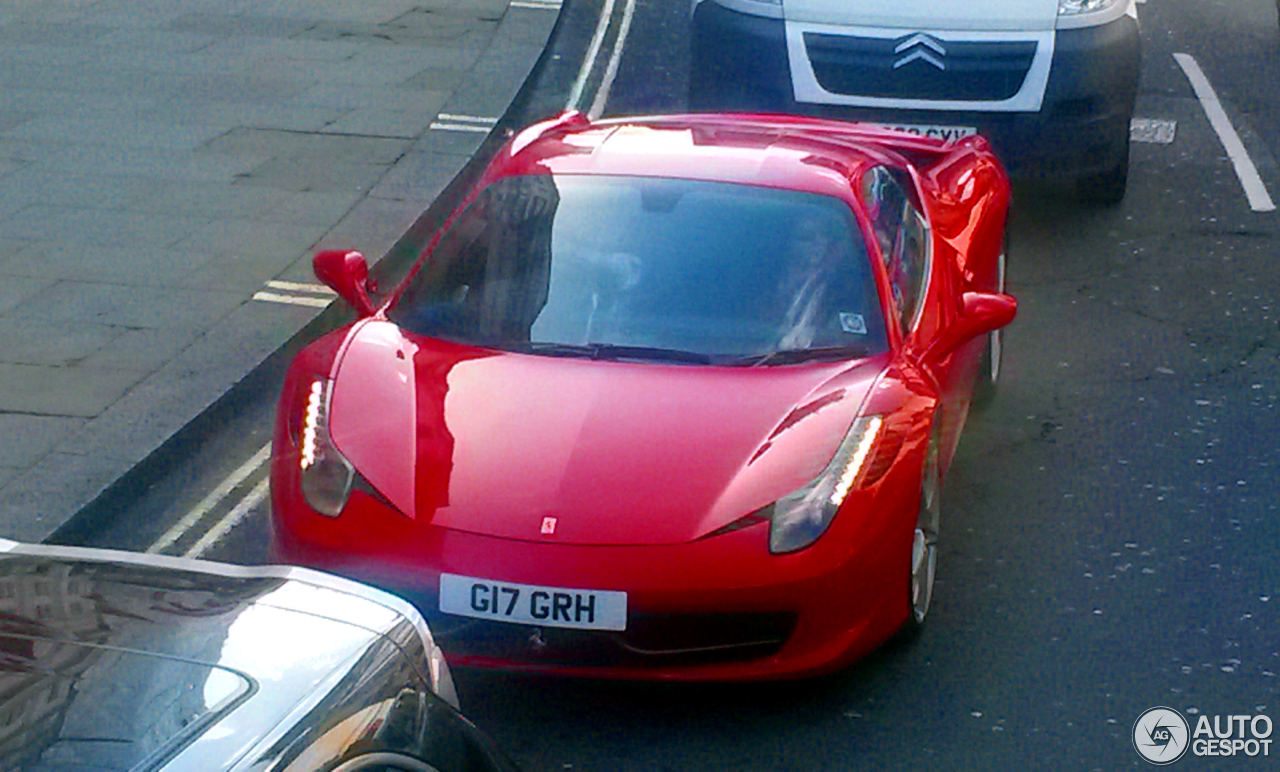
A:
[769, 416, 884, 554]
[1057, 0, 1120, 14]
[299, 378, 355, 517]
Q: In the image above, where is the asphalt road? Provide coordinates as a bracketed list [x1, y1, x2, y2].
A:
[64, 0, 1280, 768]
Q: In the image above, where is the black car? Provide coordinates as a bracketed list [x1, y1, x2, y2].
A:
[0, 539, 515, 772]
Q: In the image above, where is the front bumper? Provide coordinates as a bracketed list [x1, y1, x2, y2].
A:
[689, 2, 1140, 180]
[270, 452, 923, 681]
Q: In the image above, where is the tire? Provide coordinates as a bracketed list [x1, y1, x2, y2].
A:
[972, 239, 1006, 410]
[1076, 135, 1130, 205]
[900, 430, 941, 637]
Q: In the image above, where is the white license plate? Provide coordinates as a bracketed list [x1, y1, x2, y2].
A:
[872, 123, 978, 142]
[439, 573, 627, 631]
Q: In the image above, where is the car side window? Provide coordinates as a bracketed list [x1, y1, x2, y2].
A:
[860, 167, 930, 334]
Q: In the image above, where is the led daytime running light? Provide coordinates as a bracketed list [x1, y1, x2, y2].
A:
[300, 380, 325, 470]
[829, 416, 882, 506]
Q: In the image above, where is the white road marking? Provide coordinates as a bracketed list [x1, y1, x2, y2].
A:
[148, 443, 271, 554]
[1174, 53, 1276, 212]
[511, 0, 562, 8]
[253, 291, 332, 308]
[429, 122, 494, 133]
[437, 114, 497, 124]
[185, 477, 271, 558]
[265, 280, 335, 295]
[587, 0, 636, 119]
[430, 114, 498, 133]
[566, 0, 618, 111]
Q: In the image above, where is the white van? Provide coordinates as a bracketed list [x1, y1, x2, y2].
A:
[689, 0, 1140, 202]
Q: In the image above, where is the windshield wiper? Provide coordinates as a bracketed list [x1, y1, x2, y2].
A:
[517, 342, 714, 364]
[732, 345, 872, 368]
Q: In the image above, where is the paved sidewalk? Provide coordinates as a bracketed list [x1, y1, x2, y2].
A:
[0, 0, 561, 541]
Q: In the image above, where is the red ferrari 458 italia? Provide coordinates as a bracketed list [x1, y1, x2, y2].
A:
[271, 111, 1016, 681]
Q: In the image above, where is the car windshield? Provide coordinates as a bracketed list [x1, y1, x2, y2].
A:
[388, 174, 888, 364]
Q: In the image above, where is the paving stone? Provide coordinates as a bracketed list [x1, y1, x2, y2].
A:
[321, 108, 441, 139]
[408, 0, 511, 16]
[55, 302, 318, 465]
[0, 139, 49, 165]
[167, 14, 318, 40]
[88, 28, 223, 54]
[0, 319, 119, 367]
[0, 23, 113, 46]
[36, 145, 270, 183]
[0, 414, 86, 468]
[9, 281, 244, 331]
[0, 64, 190, 100]
[0, 453, 135, 542]
[79, 7, 200, 30]
[409, 126, 490, 155]
[0, 170, 161, 211]
[232, 157, 389, 194]
[90, 49, 255, 77]
[312, 196, 434, 264]
[389, 7, 503, 32]
[199, 127, 409, 164]
[368, 151, 469, 201]
[4, 117, 229, 151]
[290, 84, 453, 112]
[173, 218, 331, 260]
[0, 45, 97, 68]
[251, 57, 437, 88]
[197, 36, 369, 62]
[3, 243, 214, 285]
[0, 110, 42, 135]
[258, 0, 421, 25]
[80, 326, 201, 372]
[0, 91, 167, 124]
[127, 182, 294, 220]
[350, 44, 490, 73]
[0, 276, 55, 314]
[0, 363, 146, 417]
[258, 190, 362, 226]
[173, 249, 308, 292]
[139, 101, 348, 133]
[0, 206, 209, 248]
[296, 20, 495, 48]
[170, 73, 319, 105]
[401, 67, 470, 92]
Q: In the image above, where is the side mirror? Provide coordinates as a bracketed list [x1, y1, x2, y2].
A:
[926, 291, 1017, 362]
[313, 250, 376, 318]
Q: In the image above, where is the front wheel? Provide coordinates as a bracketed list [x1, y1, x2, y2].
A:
[901, 433, 941, 636]
[972, 240, 1006, 409]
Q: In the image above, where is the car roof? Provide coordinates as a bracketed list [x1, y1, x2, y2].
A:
[492, 112, 953, 202]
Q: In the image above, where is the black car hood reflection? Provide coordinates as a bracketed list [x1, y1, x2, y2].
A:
[0, 544, 504, 772]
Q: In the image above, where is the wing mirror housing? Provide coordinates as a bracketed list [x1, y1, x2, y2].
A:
[926, 291, 1017, 362]
[313, 249, 376, 318]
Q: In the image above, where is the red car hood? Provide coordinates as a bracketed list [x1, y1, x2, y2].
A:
[328, 321, 884, 546]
